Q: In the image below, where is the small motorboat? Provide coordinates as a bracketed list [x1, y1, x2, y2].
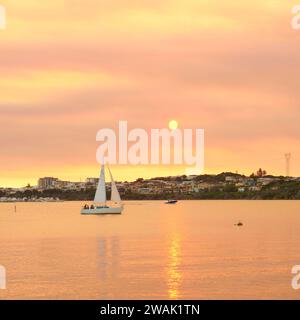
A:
[165, 200, 178, 204]
[235, 221, 243, 227]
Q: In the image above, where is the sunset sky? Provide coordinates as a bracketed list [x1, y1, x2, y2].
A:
[0, 0, 299, 187]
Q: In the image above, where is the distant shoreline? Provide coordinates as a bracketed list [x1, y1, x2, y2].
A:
[1, 172, 300, 201]
[1, 199, 300, 204]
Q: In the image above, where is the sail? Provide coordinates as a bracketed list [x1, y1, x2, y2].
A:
[108, 167, 121, 204]
[94, 164, 106, 203]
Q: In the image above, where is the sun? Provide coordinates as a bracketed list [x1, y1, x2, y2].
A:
[168, 120, 178, 130]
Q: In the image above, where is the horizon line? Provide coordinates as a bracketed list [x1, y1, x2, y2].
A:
[1, 170, 297, 189]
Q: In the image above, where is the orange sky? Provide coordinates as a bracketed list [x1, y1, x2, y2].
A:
[0, 0, 299, 187]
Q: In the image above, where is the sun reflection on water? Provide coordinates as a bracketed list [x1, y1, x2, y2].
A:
[167, 234, 182, 299]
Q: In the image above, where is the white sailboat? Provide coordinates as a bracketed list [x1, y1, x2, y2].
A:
[81, 165, 123, 215]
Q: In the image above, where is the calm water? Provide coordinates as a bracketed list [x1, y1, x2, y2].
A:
[0, 200, 300, 300]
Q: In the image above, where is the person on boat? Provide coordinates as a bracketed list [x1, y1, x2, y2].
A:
[90, 204, 94, 209]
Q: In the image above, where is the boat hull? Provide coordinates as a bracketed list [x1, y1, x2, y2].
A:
[81, 206, 123, 215]
[165, 200, 178, 204]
